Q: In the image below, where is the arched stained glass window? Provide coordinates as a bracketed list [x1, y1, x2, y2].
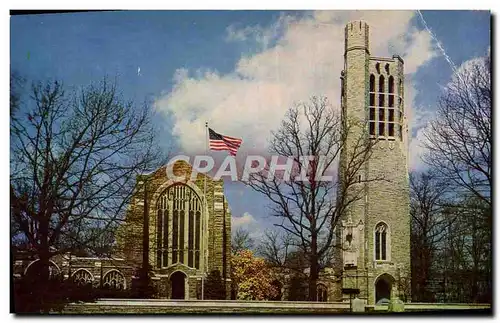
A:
[156, 184, 202, 269]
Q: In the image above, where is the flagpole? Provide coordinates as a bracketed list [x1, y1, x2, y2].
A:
[202, 121, 208, 300]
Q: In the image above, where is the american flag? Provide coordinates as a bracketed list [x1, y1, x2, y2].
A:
[208, 128, 243, 156]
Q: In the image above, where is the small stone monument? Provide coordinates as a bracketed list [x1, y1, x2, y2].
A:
[351, 297, 366, 312]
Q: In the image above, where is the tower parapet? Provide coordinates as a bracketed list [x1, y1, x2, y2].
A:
[345, 20, 370, 54]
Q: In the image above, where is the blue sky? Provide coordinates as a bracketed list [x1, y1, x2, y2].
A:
[10, 10, 491, 238]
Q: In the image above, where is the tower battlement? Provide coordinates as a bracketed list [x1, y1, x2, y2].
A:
[345, 20, 369, 53]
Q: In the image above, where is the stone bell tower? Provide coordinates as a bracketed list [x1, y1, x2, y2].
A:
[336, 21, 411, 305]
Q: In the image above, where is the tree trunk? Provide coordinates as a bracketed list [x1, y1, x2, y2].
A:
[36, 218, 51, 312]
[308, 256, 319, 301]
[308, 235, 319, 301]
[38, 219, 51, 283]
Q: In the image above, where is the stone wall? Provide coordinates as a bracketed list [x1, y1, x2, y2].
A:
[13, 251, 134, 289]
[58, 299, 492, 314]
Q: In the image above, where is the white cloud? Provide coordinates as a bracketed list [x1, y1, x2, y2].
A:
[410, 104, 436, 136]
[409, 126, 430, 172]
[226, 25, 252, 42]
[225, 14, 296, 50]
[231, 212, 257, 229]
[231, 212, 264, 241]
[155, 10, 439, 168]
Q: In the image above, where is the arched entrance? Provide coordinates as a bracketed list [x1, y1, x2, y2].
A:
[317, 283, 328, 302]
[375, 273, 394, 304]
[170, 271, 186, 299]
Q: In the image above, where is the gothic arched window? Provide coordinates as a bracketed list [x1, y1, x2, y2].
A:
[317, 284, 328, 302]
[378, 75, 385, 107]
[388, 76, 394, 107]
[72, 269, 94, 286]
[375, 222, 388, 261]
[369, 74, 376, 136]
[156, 184, 202, 269]
[378, 75, 385, 137]
[369, 74, 376, 107]
[103, 270, 126, 290]
[388, 76, 395, 137]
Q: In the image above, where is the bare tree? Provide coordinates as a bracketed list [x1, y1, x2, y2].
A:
[10, 78, 164, 284]
[422, 56, 491, 207]
[437, 194, 492, 303]
[246, 96, 375, 300]
[409, 171, 453, 301]
[257, 229, 295, 268]
[231, 228, 254, 253]
[418, 55, 491, 303]
[10, 70, 26, 118]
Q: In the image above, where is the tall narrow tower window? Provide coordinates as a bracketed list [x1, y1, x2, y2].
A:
[388, 76, 394, 107]
[388, 76, 395, 137]
[375, 222, 388, 261]
[389, 108, 395, 137]
[369, 74, 375, 107]
[370, 107, 376, 120]
[369, 74, 376, 136]
[370, 122, 375, 136]
[378, 75, 385, 107]
[377, 74, 385, 137]
[378, 104, 385, 136]
[379, 122, 385, 136]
